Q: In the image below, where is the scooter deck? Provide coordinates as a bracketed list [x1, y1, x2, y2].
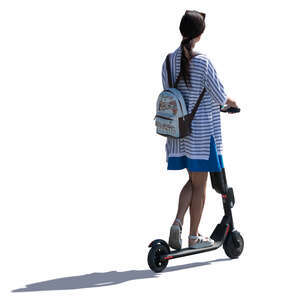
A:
[149, 223, 230, 261]
[161, 241, 223, 260]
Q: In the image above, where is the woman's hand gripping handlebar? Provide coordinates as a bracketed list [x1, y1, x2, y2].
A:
[220, 97, 240, 113]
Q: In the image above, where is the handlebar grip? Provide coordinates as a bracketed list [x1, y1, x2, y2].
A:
[220, 105, 241, 113]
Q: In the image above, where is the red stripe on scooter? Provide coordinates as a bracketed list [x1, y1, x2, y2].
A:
[164, 256, 173, 260]
[225, 225, 230, 235]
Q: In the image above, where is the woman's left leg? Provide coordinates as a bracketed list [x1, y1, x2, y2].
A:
[172, 169, 193, 226]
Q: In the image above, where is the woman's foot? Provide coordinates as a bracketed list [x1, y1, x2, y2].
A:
[168, 218, 183, 250]
[188, 234, 214, 249]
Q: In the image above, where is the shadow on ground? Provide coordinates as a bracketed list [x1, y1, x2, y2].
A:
[12, 258, 230, 292]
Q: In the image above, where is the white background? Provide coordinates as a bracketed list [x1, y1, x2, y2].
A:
[1, 0, 299, 299]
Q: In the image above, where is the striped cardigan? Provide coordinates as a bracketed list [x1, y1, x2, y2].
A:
[161, 45, 228, 162]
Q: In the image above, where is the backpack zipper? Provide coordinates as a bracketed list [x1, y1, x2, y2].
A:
[154, 114, 173, 120]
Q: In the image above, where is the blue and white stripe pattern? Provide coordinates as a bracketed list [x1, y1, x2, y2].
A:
[162, 45, 227, 162]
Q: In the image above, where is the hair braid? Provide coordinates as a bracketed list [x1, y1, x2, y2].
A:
[174, 38, 195, 88]
[176, 10, 206, 89]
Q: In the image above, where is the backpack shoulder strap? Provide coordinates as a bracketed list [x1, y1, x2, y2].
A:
[167, 53, 183, 89]
[189, 88, 206, 120]
[166, 53, 173, 88]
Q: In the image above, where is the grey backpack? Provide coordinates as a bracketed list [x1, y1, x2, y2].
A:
[154, 53, 206, 138]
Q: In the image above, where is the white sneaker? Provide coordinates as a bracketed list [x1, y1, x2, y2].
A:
[188, 234, 214, 249]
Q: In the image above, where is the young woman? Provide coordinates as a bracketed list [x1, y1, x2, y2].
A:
[162, 10, 239, 249]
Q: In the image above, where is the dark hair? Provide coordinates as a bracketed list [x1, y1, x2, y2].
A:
[175, 10, 206, 88]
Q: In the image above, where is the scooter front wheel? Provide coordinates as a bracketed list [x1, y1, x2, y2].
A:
[147, 244, 169, 273]
[223, 230, 244, 259]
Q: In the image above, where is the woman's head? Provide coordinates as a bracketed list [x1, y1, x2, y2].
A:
[176, 10, 206, 88]
[180, 10, 206, 42]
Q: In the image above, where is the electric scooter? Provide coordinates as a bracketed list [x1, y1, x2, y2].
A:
[147, 105, 243, 273]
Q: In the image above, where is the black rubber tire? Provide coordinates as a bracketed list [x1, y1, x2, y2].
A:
[223, 230, 244, 259]
[147, 244, 169, 273]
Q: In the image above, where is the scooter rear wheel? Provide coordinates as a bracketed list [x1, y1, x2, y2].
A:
[223, 230, 244, 259]
[147, 244, 169, 273]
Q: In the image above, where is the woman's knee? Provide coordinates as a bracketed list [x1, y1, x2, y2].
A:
[190, 171, 208, 190]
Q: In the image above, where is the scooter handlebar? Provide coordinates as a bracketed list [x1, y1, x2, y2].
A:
[220, 105, 241, 113]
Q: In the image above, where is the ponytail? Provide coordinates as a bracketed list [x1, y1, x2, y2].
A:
[174, 37, 196, 89]
[177, 10, 206, 88]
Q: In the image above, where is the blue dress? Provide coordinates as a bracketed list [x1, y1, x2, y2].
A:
[167, 135, 224, 172]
